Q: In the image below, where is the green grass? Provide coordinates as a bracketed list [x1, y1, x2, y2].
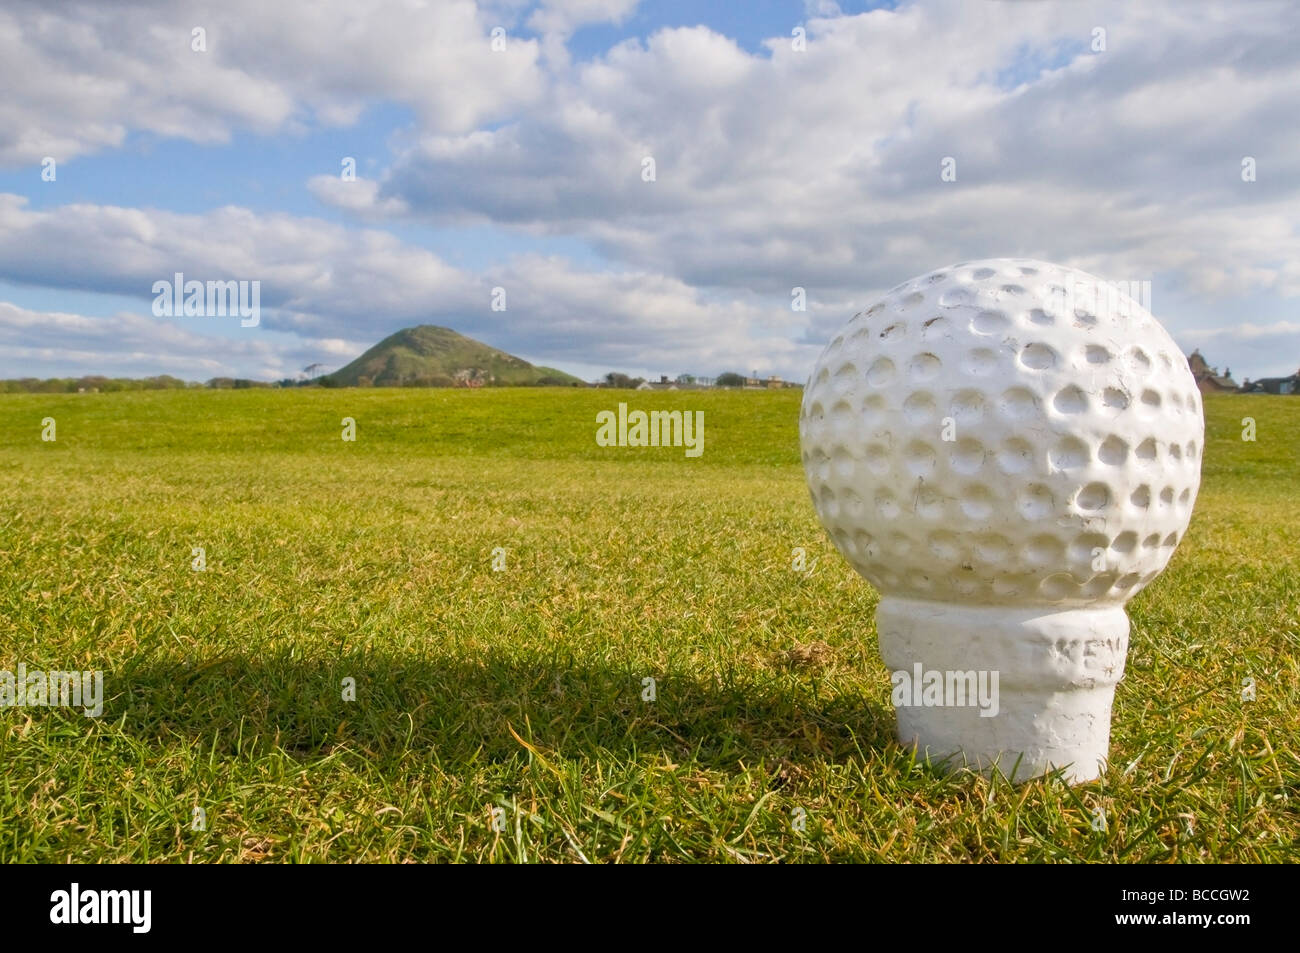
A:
[0, 388, 1296, 862]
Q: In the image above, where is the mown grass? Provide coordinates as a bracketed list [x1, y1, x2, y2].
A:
[0, 388, 1295, 862]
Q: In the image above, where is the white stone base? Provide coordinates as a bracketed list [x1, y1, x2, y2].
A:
[875, 596, 1130, 784]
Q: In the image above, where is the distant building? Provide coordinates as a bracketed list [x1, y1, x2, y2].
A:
[1186, 350, 1238, 393]
[600, 372, 787, 390]
[1240, 371, 1300, 395]
[636, 373, 714, 391]
[741, 375, 794, 389]
[454, 368, 492, 386]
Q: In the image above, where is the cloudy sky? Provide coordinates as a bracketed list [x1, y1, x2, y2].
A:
[0, 0, 1297, 383]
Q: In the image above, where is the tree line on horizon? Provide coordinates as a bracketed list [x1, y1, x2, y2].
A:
[0, 370, 763, 393]
[602, 372, 749, 388]
[0, 375, 290, 393]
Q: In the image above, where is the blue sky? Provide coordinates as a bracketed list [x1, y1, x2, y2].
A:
[0, 0, 1296, 383]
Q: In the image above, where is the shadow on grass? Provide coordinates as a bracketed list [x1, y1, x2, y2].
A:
[101, 650, 896, 770]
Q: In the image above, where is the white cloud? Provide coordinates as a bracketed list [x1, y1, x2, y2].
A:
[527, 0, 639, 36]
[0, 302, 360, 380]
[325, 0, 1300, 312]
[305, 176, 410, 218]
[3, 0, 1299, 381]
[481, 253, 812, 374]
[0, 0, 544, 166]
[1177, 321, 1300, 380]
[0, 194, 480, 335]
[0, 196, 800, 378]
[802, 1, 842, 19]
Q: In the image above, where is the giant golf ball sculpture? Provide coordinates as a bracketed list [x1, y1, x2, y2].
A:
[800, 259, 1202, 782]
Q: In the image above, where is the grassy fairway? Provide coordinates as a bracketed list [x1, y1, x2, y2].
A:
[0, 388, 1295, 862]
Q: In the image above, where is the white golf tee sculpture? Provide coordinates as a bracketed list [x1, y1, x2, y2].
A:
[800, 259, 1203, 783]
